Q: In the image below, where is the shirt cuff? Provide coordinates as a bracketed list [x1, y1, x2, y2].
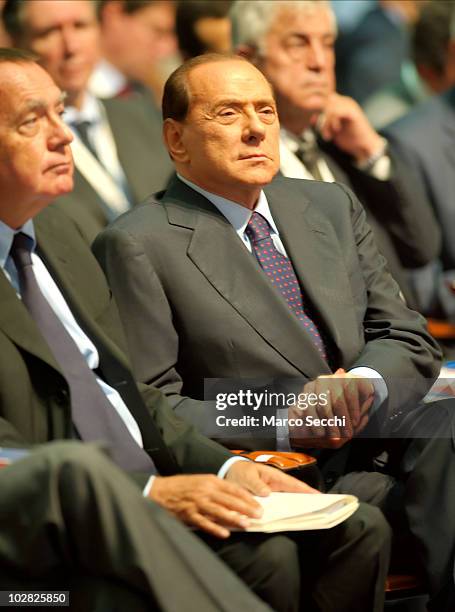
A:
[217, 455, 249, 479]
[355, 138, 390, 181]
[143, 475, 156, 497]
[348, 367, 388, 415]
[143, 457, 249, 495]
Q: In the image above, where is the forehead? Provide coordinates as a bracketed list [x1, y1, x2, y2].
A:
[187, 60, 275, 106]
[269, 6, 335, 37]
[0, 62, 61, 116]
[24, 0, 95, 30]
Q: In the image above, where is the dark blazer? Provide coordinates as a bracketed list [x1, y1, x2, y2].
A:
[93, 176, 441, 446]
[383, 87, 455, 317]
[53, 96, 174, 243]
[314, 140, 442, 308]
[0, 204, 231, 483]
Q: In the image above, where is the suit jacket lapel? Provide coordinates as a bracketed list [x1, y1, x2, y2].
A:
[0, 262, 63, 374]
[34, 218, 123, 367]
[264, 179, 360, 367]
[163, 178, 331, 378]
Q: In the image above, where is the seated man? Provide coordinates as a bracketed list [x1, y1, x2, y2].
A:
[382, 4, 455, 321]
[0, 441, 270, 612]
[94, 52, 455, 611]
[0, 48, 390, 612]
[3, 0, 174, 243]
[228, 0, 441, 309]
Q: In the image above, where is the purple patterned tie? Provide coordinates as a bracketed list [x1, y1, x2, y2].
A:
[246, 211, 328, 361]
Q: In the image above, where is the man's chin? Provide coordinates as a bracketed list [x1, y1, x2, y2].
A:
[243, 165, 279, 186]
[52, 177, 74, 198]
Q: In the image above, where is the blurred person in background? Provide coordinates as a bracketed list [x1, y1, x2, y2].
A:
[230, 0, 441, 309]
[365, 1, 454, 129]
[176, 0, 232, 61]
[335, 0, 423, 106]
[0, 0, 9, 45]
[93, 0, 178, 109]
[383, 4, 455, 323]
[2, 0, 173, 242]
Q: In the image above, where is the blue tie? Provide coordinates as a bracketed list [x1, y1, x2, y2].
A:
[10, 232, 157, 474]
[246, 212, 329, 362]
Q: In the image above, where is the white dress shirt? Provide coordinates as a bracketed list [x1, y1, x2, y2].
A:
[279, 128, 391, 182]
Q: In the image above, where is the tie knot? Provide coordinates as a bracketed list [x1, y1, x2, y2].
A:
[11, 232, 33, 269]
[73, 119, 92, 132]
[296, 133, 320, 166]
[245, 212, 272, 245]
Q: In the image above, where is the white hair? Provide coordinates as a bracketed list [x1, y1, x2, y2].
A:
[230, 1, 337, 53]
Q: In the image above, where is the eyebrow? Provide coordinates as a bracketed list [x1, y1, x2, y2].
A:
[21, 91, 67, 114]
[285, 31, 335, 41]
[212, 98, 276, 108]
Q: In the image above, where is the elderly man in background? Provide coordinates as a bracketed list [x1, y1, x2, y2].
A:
[229, 0, 441, 309]
[2, 0, 173, 242]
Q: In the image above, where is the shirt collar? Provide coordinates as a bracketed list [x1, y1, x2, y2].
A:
[0, 219, 36, 270]
[64, 92, 102, 126]
[176, 174, 280, 236]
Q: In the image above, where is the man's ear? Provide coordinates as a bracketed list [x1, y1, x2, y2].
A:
[163, 118, 189, 163]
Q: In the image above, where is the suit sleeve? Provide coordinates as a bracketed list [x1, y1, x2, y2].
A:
[334, 181, 442, 416]
[92, 226, 233, 442]
[329, 143, 441, 268]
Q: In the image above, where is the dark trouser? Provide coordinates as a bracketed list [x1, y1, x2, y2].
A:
[0, 441, 270, 612]
[330, 398, 455, 612]
[201, 502, 391, 612]
[0, 441, 390, 612]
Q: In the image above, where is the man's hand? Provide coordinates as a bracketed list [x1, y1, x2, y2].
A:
[225, 460, 320, 496]
[289, 369, 375, 449]
[149, 474, 263, 539]
[315, 93, 385, 163]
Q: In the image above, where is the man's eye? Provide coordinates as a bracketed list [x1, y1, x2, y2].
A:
[219, 110, 236, 117]
[259, 108, 276, 122]
[22, 117, 38, 127]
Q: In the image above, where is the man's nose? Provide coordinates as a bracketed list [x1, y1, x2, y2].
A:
[61, 26, 80, 56]
[49, 116, 73, 149]
[243, 113, 266, 142]
[306, 41, 327, 71]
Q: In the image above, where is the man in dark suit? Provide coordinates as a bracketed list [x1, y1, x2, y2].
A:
[228, 0, 441, 308]
[2, 0, 174, 243]
[383, 85, 455, 319]
[94, 52, 455, 610]
[0, 48, 391, 612]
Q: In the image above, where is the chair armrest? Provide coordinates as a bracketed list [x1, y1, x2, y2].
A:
[231, 450, 316, 471]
